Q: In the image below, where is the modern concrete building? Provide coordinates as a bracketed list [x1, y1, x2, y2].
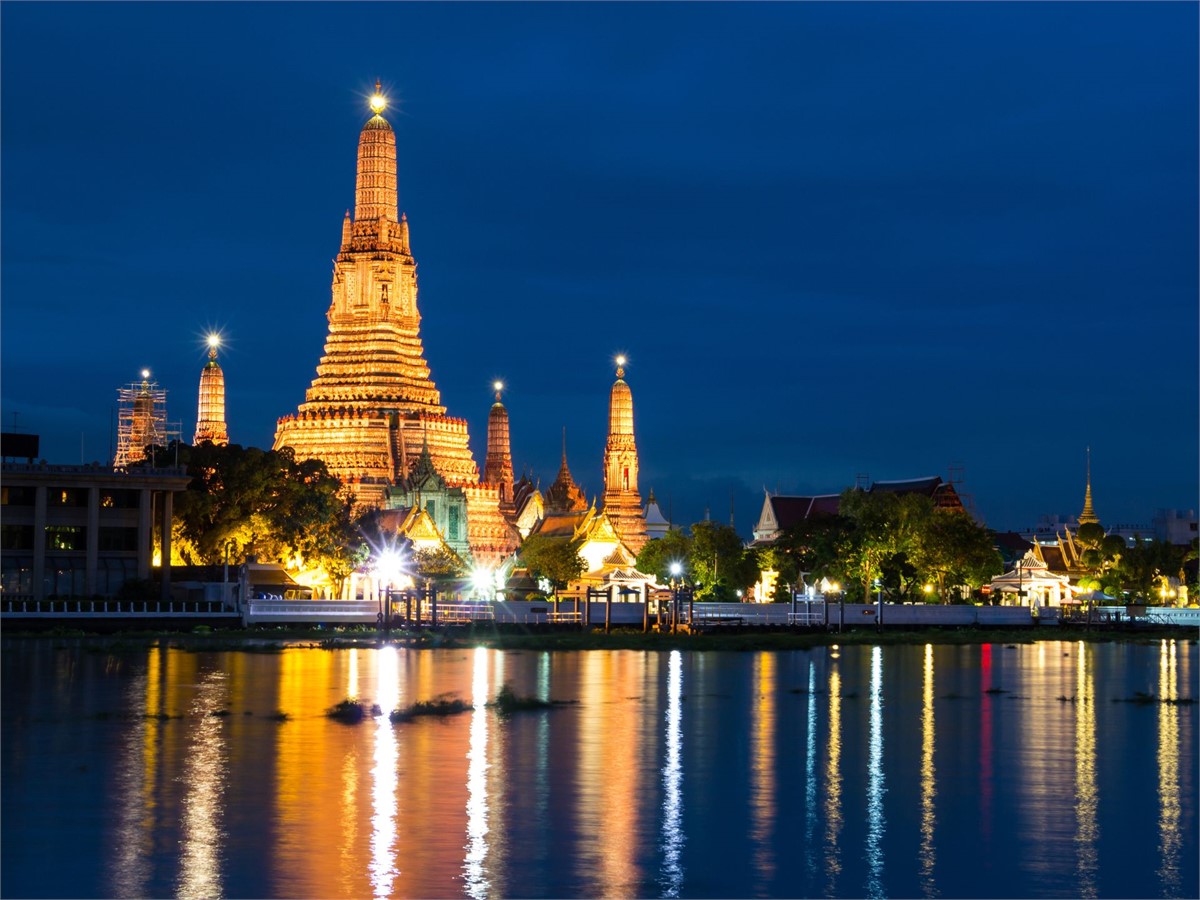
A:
[1, 459, 191, 602]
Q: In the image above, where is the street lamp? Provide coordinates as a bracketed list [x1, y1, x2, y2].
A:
[668, 561, 683, 633]
[375, 549, 404, 636]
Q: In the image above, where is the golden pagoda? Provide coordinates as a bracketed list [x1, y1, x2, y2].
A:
[1077, 447, 1099, 525]
[194, 335, 229, 446]
[601, 356, 648, 552]
[484, 382, 515, 517]
[274, 82, 514, 563]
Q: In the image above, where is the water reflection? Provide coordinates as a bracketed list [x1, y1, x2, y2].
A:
[824, 650, 843, 893]
[109, 656, 155, 899]
[1074, 641, 1099, 899]
[464, 646, 491, 899]
[370, 647, 399, 898]
[660, 649, 684, 897]
[919, 643, 938, 897]
[1157, 640, 1182, 896]
[5, 640, 1197, 900]
[804, 661, 818, 886]
[750, 652, 776, 892]
[865, 644, 886, 898]
[178, 670, 229, 900]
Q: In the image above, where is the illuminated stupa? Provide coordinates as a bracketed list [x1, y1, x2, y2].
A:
[600, 356, 648, 552]
[275, 82, 514, 562]
[484, 382, 516, 517]
[194, 335, 229, 446]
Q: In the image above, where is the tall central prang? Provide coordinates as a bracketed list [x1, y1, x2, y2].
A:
[275, 83, 513, 563]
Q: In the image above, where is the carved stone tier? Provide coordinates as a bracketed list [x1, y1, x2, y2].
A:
[462, 483, 520, 568]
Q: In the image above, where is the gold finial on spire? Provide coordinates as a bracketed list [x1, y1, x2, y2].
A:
[615, 354, 626, 379]
[369, 79, 386, 114]
[493, 380, 504, 402]
[206, 333, 221, 362]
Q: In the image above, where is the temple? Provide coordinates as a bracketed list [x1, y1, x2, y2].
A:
[600, 357, 648, 552]
[194, 335, 229, 446]
[273, 83, 515, 564]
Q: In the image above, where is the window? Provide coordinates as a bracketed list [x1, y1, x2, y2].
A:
[99, 526, 139, 552]
[50, 489, 88, 507]
[100, 489, 138, 509]
[1, 486, 35, 506]
[45, 525, 85, 551]
[1, 525, 34, 550]
[448, 506, 460, 541]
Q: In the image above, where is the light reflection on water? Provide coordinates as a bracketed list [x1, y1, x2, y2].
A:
[660, 649, 684, 898]
[1158, 639, 1183, 897]
[1074, 642, 1099, 899]
[371, 646, 400, 899]
[919, 643, 938, 898]
[3, 639, 1198, 900]
[864, 644, 886, 899]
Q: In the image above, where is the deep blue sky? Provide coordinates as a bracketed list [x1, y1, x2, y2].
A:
[3, 2, 1196, 535]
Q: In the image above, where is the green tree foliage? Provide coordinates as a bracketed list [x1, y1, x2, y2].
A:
[839, 489, 932, 603]
[690, 521, 757, 601]
[913, 508, 1004, 601]
[1114, 538, 1189, 600]
[147, 442, 359, 584]
[519, 534, 585, 594]
[773, 514, 856, 593]
[413, 546, 466, 580]
[635, 529, 693, 582]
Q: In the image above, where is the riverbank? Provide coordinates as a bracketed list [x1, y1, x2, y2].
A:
[4, 622, 1195, 653]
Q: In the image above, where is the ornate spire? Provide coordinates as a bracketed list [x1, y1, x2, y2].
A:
[545, 427, 587, 513]
[602, 355, 647, 552]
[195, 335, 229, 446]
[355, 81, 397, 223]
[1078, 446, 1099, 525]
[484, 381, 515, 510]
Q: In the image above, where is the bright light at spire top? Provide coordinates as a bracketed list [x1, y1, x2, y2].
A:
[616, 355, 627, 368]
[493, 380, 504, 393]
[207, 334, 221, 349]
[369, 79, 386, 114]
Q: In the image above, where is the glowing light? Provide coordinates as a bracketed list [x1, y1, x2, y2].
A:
[923, 584, 933, 594]
[375, 549, 404, 587]
[369, 92, 386, 114]
[207, 334, 221, 349]
[471, 566, 495, 598]
[615, 354, 627, 368]
[493, 380, 504, 393]
[669, 561, 683, 578]
[141, 368, 151, 380]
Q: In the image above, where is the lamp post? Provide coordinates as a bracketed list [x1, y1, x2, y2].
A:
[374, 550, 404, 638]
[669, 561, 683, 635]
[875, 577, 883, 633]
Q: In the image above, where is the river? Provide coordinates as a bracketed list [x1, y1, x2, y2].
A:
[2, 638, 1195, 898]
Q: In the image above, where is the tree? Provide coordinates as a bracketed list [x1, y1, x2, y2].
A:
[1114, 538, 1188, 601]
[689, 521, 755, 601]
[772, 514, 856, 594]
[519, 535, 585, 596]
[143, 441, 360, 591]
[913, 509, 1004, 602]
[839, 489, 932, 603]
[635, 528, 693, 582]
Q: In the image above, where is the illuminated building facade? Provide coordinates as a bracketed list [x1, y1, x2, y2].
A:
[115, 372, 168, 468]
[194, 336, 229, 446]
[273, 83, 514, 564]
[600, 358, 648, 552]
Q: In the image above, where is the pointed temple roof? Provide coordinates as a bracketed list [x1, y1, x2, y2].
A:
[1078, 447, 1099, 525]
[544, 428, 587, 513]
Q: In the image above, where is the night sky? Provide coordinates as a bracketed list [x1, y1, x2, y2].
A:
[2, 3, 1196, 536]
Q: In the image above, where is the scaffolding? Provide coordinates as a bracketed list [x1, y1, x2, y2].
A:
[114, 374, 179, 468]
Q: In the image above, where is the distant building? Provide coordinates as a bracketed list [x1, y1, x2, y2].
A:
[1153, 509, 1198, 546]
[750, 475, 965, 546]
[1, 454, 190, 602]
